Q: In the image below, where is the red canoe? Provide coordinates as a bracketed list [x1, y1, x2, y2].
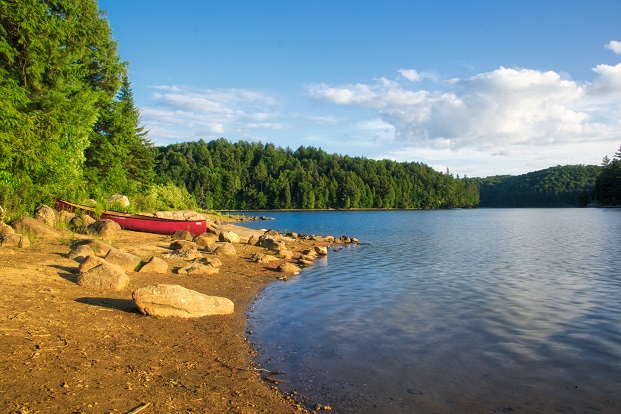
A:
[55, 200, 207, 235]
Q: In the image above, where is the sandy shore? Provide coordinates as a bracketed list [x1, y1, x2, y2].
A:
[0, 219, 335, 413]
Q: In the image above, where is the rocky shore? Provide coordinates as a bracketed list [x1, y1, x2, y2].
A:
[0, 207, 358, 413]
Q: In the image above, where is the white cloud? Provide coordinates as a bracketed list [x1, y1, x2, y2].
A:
[141, 86, 283, 142]
[308, 66, 621, 154]
[399, 69, 434, 82]
[605, 40, 621, 55]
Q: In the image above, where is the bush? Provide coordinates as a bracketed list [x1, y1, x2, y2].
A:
[133, 182, 197, 213]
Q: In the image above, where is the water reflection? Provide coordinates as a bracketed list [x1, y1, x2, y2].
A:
[248, 209, 621, 413]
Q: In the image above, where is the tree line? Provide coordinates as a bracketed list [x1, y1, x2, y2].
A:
[595, 146, 621, 206]
[154, 139, 480, 210]
[473, 165, 602, 208]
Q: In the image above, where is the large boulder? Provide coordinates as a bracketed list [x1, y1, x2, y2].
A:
[314, 246, 328, 256]
[76, 262, 130, 290]
[68, 215, 96, 233]
[104, 248, 142, 272]
[11, 217, 59, 237]
[86, 219, 121, 238]
[257, 235, 286, 251]
[170, 240, 198, 251]
[58, 210, 75, 225]
[139, 256, 168, 274]
[107, 194, 130, 208]
[132, 284, 234, 317]
[35, 205, 57, 227]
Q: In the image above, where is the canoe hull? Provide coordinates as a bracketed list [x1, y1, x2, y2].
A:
[55, 200, 207, 235]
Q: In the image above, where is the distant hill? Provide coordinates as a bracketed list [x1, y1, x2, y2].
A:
[474, 165, 601, 207]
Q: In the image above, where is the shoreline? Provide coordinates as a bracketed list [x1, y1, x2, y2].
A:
[0, 217, 341, 413]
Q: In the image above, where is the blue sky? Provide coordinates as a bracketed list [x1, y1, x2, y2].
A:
[98, 0, 621, 177]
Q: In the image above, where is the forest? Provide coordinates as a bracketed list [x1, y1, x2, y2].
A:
[474, 165, 602, 208]
[154, 139, 480, 210]
[1, 1, 620, 221]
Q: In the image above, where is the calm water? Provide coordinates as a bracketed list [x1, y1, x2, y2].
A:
[241, 209, 621, 413]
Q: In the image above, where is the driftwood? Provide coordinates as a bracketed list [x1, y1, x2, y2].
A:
[125, 402, 150, 414]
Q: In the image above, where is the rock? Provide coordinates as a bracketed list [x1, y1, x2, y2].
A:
[82, 199, 97, 207]
[68, 215, 95, 233]
[35, 205, 57, 227]
[86, 219, 121, 238]
[285, 232, 299, 239]
[277, 249, 294, 260]
[257, 235, 286, 251]
[0, 222, 15, 235]
[314, 246, 328, 256]
[277, 262, 301, 275]
[11, 217, 59, 237]
[76, 262, 129, 290]
[298, 258, 315, 267]
[249, 253, 279, 264]
[77, 255, 107, 274]
[72, 239, 112, 257]
[104, 248, 142, 272]
[177, 263, 220, 276]
[351, 237, 360, 244]
[218, 230, 240, 244]
[77, 262, 130, 290]
[264, 229, 280, 236]
[155, 211, 173, 219]
[171, 230, 194, 241]
[193, 233, 218, 249]
[214, 242, 236, 256]
[67, 244, 95, 262]
[58, 210, 75, 224]
[132, 284, 234, 317]
[162, 249, 203, 261]
[107, 194, 130, 207]
[204, 257, 222, 267]
[324, 235, 335, 242]
[139, 256, 168, 274]
[170, 240, 198, 250]
[248, 235, 259, 246]
[0, 233, 29, 248]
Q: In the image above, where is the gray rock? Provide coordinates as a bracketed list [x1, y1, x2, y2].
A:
[162, 249, 204, 261]
[76, 262, 130, 290]
[132, 284, 234, 317]
[105, 248, 142, 272]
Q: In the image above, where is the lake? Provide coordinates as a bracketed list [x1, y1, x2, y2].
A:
[239, 209, 621, 413]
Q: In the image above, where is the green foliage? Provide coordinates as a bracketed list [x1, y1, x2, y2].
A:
[132, 183, 197, 213]
[594, 146, 621, 206]
[154, 139, 480, 210]
[474, 165, 602, 207]
[0, 0, 155, 214]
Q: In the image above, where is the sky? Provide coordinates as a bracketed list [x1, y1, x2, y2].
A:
[97, 0, 621, 178]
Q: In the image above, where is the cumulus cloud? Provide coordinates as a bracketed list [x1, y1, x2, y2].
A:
[605, 40, 621, 55]
[399, 69, 434, 82]
[142, 86, 282, 142]
[307, 65, 621, 155]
